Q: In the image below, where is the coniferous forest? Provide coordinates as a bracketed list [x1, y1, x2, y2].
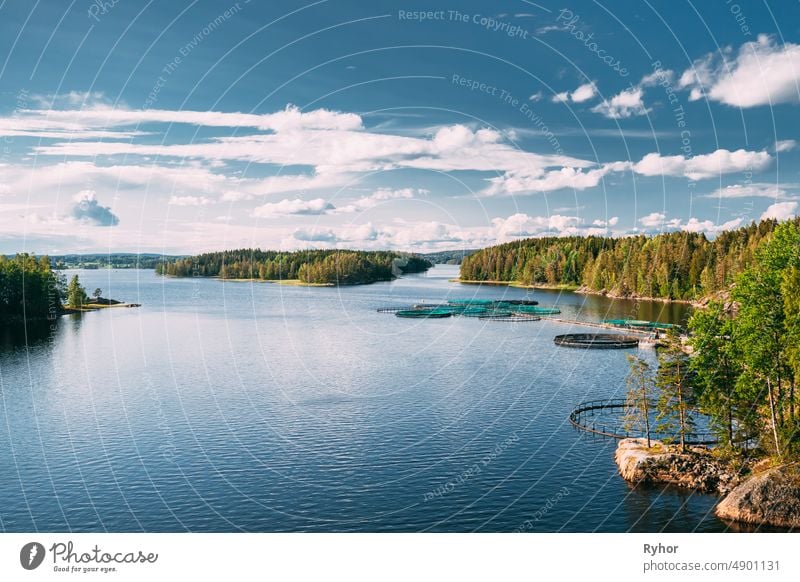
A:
[155, 249, 432, 285]
[460, 218, 794, 301]
[0, 254, 64, 322]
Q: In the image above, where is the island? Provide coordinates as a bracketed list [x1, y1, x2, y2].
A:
[155, 249, 432, 286]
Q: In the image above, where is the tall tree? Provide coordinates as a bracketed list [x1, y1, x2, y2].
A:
[623, 355, 655, 448]
[655, 331, 695, 451]
[66, 275, 88, 308]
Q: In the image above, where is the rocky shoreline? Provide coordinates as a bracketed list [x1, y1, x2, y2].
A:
[615, 438, 800, 529]
[614, 438, 743, 494]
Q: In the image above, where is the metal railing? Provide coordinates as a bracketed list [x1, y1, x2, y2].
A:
[568, 399, 720, 445]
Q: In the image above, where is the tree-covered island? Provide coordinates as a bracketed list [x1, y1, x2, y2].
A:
[155, 249, 432, 285]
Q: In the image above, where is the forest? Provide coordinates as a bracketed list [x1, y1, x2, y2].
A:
[625, 219, 800, 460]
[0, 254, 63, 322]
[155, 249, 432, 285]
[460, 218, 794, 300]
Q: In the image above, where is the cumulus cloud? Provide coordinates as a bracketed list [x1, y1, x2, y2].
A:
[333, 187, 423, 214]
[761, 201, 798, 221]
[704, 183, 794, 199]
[253, 198, 335, 218]
[638, 212, 743, 235]
[591, 87, 649, 119]
[678, 35, 800, 107]
[168, 195, 213, 206]
[570, 82, 597, 103]
[292, 228, 340, 242]
[775, 139, 797, 153]
[71, 190, 119, 226]
[551, 83, 597, 104]
[631, 148, 771, 180]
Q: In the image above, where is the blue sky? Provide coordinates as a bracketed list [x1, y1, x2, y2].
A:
[0, 0, 798, 254]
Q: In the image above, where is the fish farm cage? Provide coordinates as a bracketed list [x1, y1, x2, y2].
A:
[568, 399, 720, 445]
[603, 319, 680, 331]
[553, 333, 640, 349]
[378, 299, 559, 321]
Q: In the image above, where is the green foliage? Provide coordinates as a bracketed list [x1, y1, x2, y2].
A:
[623, 355, 655, 448]
[688, 302, 746, 448]
[688, 220, 800, 459]
[460, 218, 794, 300]
[66, 275, 89, 308]
[655, 332, 695, 451]
[155, 249, 432, 285]
[0, 254, 64, 321]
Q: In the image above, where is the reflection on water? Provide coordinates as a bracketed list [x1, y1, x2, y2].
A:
[0, 318, 59, 351]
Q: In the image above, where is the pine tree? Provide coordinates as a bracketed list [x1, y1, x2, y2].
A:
[623, 355, 655, 448]
[655, 331, 695, 451]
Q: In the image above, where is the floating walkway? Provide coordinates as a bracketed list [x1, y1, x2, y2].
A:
[554, 333, 640, 349]
[568, 399, 719, 445]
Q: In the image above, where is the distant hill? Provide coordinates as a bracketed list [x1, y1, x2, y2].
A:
[50, 253, 184, 269]
[417, 249, 478, 265]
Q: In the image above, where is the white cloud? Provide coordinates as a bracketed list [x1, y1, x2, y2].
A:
[638, 212, 743, 235]
[333, 187, 423, 214]
[632, 148, 771, 180]
[761, 201, 798, 221]
[551, 83, 597, 104]
[18, 103, 363, 133]
[253, 198, 335, 218]
[639, 212, 667, 228]
[292, 228, 340, 243]
[682, 217, 743, 234]
[528, 91, 543, 102]
[704, 183, 794, 199]
[678, 35, 800, 107]
[483, 163, 626, 196]
[570, 82, 597, 103]
[168, 195, 213, 206]
[775, 139, 797, 153]
[591, 87, 649, 119]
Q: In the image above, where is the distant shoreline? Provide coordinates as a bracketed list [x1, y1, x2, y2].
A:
[451, 279, 580, 291]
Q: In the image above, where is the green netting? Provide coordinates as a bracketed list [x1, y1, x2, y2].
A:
[447, 299, 495, 306]
[513, 305, 561, 315]
[396, 310, 452, 318]
[603, 319, 677, 330]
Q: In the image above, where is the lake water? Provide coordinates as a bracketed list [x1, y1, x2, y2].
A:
[0, 266, 736, 532]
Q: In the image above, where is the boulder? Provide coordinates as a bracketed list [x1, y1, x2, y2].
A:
[716, 465, 800, 529]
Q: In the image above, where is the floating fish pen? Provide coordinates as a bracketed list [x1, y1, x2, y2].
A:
[395, 309, 452, 319]
[479, 314, 541, 322]
[603, 319, 679, 331]
[512, 305, 561, 315]
[464, 309, 511, 318]
[554, 333, 639, 349]
[501, 299, 539, 306]
[568, 399, 720, 445]
[447, 298, 496, 306]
